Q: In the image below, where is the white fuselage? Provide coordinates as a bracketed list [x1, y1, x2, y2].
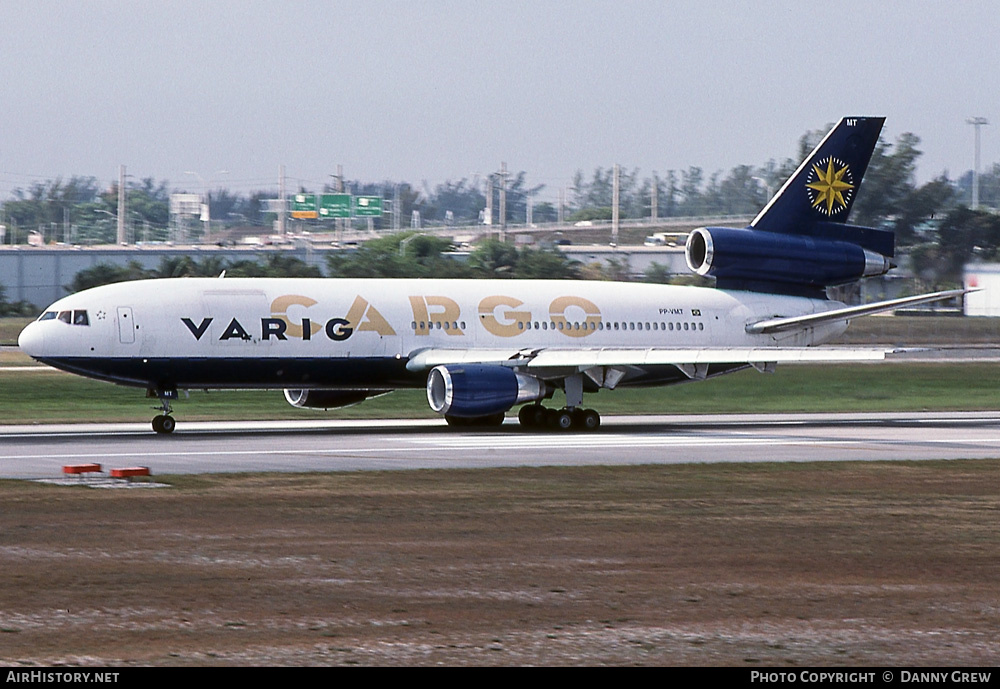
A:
[18, 277, 846, 390]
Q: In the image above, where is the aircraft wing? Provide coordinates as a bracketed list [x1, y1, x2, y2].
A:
[406, 345, 888, 373]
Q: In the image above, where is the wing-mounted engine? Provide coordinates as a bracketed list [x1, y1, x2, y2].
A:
[283, 389, 389, 410]
[685, 226, 891, 296]
[426, 364, 548, 418]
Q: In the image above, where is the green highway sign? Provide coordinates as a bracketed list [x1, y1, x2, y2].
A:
[320, 194, 352, 218]
[289, 194, 318, 219]
[354, 196, 383, 216]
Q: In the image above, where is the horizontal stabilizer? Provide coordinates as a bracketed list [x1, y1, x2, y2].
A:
[746, 289, 971, 335]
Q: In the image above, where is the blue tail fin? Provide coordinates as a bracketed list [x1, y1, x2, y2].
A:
[686, 117, 895, 297]
[750, 117, 890, 255]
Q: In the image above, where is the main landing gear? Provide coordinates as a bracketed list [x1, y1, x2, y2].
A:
[148, 388, 178, 435]
[517, 372, 600, 431]
[517, 404, 600, 431]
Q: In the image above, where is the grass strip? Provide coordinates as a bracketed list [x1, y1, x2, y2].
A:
[2, 362, 1000, 424]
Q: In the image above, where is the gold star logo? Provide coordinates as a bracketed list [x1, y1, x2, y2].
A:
[805, 157, 854, 216]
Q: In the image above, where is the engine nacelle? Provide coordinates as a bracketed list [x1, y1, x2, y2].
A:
[426, 365, 548, 418]
[283, 389, 387, 410]
[685, 226, 890, 293]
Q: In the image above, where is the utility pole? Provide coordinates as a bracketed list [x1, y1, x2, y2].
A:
[558, 188, 565, 225]
[117, 165, 126, 244]
[278, 165, 286, 236]
[498, 161, 507, 242]
[485, 175, 494, 230]
[393, 183, 401, 232]
[967, 117, 989, 209]
[651, 172, 658, 221]
[612, 163, 620, 247]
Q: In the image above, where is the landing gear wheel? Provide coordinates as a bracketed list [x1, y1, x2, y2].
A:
[518, 404, 546, 428]
[578, 408, 601, 431]
[549, 409, 574, 431]
[152, 415, 176, 434]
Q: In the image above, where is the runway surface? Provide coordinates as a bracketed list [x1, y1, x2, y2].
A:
[4, 411, 1000, 479]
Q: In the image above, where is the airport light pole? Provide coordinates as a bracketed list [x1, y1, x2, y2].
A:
[967, 117, 988, 210]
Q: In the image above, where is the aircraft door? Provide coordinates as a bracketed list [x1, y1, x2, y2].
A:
[117, 307, 136, 344]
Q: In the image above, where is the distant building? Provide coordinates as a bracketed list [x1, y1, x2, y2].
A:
[964, 263, 1000, 316]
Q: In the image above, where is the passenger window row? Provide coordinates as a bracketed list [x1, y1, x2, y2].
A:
[408, 319, 705, 333]
[411, 321, 467, 331]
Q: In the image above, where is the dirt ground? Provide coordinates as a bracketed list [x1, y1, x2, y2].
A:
[1, 462, 998, 667]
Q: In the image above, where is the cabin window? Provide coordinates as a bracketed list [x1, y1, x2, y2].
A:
[38, 311, 57, 321]
[57, 311, 72, 324]
[73, 310, 89, 326]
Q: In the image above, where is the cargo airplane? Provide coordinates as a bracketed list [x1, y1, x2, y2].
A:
[18, 117, 965, 433]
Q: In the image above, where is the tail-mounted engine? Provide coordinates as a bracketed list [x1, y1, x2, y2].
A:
[685, 226, 891, 296]
[426, 365, 548, 418]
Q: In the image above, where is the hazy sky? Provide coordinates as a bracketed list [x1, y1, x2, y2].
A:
[1, 0, 997, 204]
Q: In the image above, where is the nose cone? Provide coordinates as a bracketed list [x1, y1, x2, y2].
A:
[17, 321, 44, 358]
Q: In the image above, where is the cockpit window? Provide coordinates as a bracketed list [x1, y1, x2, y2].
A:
[50, 310, 90, 325]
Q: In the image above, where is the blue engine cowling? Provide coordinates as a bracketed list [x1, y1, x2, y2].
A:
[426, 365, 547, 418]
[685, 226, 891, 295]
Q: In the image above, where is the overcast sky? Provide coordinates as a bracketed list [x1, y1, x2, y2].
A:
[0, 0, 996, 204]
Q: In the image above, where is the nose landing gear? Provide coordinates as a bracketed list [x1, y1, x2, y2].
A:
[151, 414, 176, 434]
[148, 388, 178, 434]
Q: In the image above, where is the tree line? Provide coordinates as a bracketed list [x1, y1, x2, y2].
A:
[3, 126, 997, 244]
[2, 125, 1000, 292]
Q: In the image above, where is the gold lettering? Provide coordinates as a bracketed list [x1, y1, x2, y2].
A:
[426, 296, 463, 335]
[479, 295, 531, 338]
[408, 296, 430, 335]
[409, 296, 464, 336]
[271, 294, 322, 339]
[346, 296, 397, 336]
[549, 295, 602, 338]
